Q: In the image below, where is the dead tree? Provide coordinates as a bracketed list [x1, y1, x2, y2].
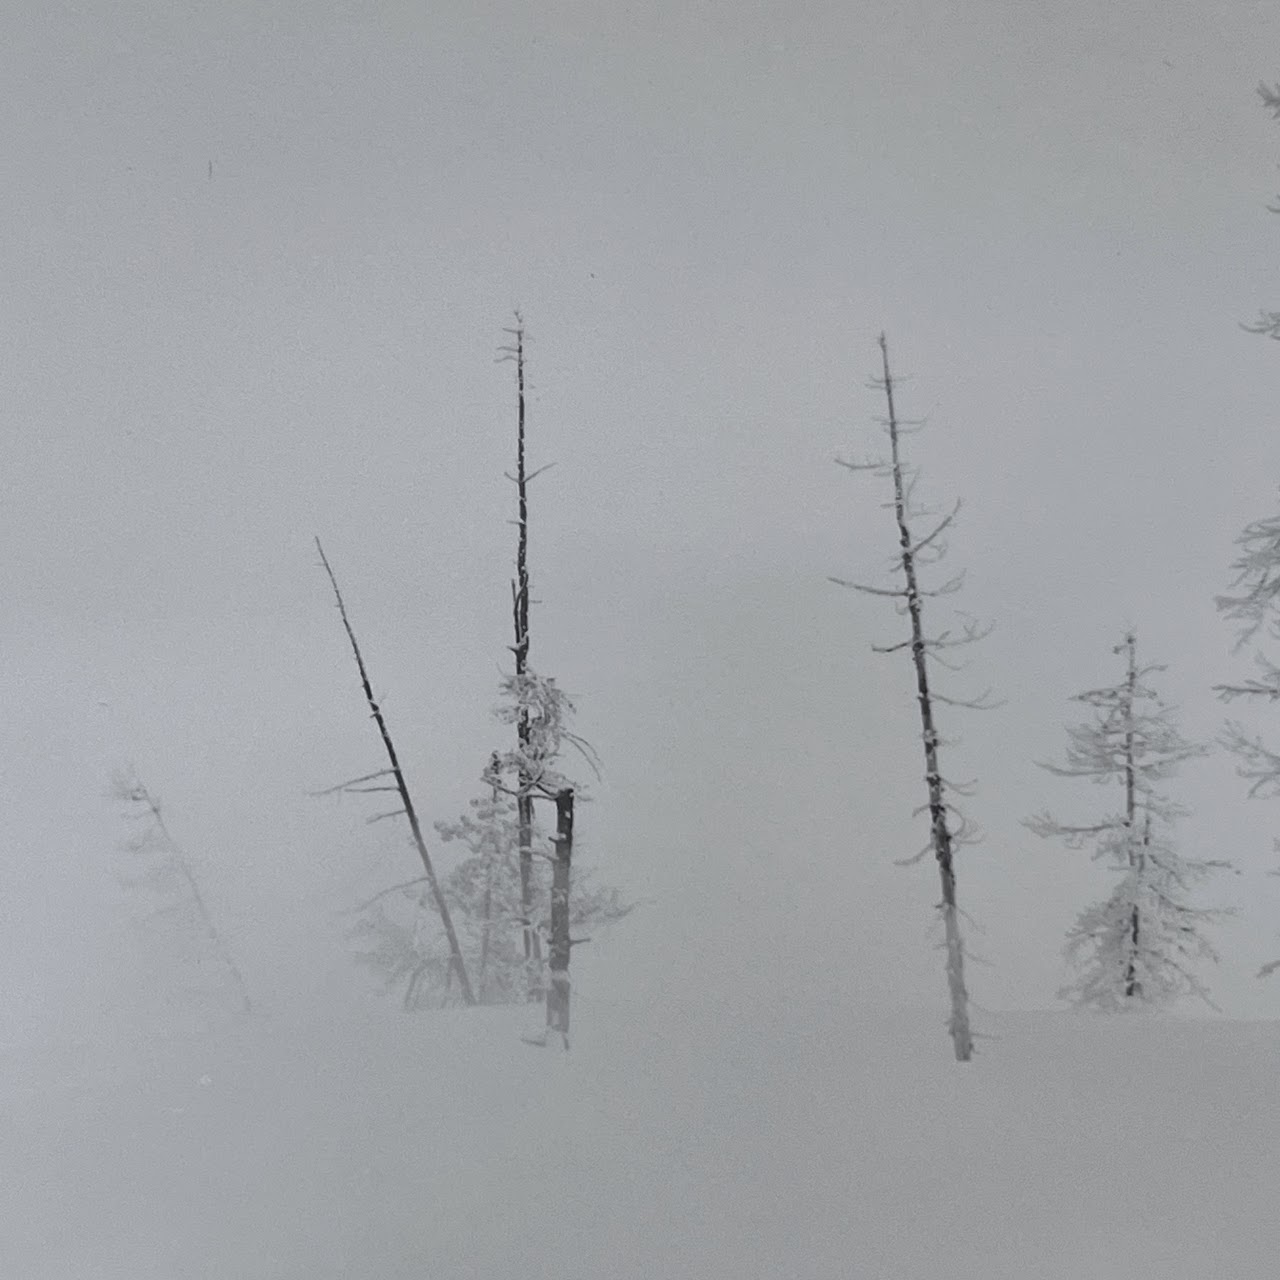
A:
[314, 537, 475, 1006]
[498, 313, 553, 1000]
[832, 334, 994, 1063]
[113, 769, 253, 1015]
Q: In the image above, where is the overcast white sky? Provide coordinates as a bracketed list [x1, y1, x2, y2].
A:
[6, 0, 1280, 1050]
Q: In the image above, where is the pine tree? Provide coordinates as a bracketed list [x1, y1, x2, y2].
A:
[351, 674, 629, 1012]
[1028, 634, 1227, 1009]
[1215, 501, 1280, 799]
[1215, 498, 1280, 975]
[436, 763, 527, 1005]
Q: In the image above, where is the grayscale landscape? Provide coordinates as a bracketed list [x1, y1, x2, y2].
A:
[5, 2, 1280, 1275]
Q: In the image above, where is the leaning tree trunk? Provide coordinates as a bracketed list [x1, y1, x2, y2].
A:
[879, 335, 973, 1063]
[545, 788, 574, 1049]
[315, 537, 476, 1006]
[130, 782, 253, 1016]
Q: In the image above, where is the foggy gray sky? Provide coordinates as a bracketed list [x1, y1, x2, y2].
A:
[6, 0, 1280, 1051]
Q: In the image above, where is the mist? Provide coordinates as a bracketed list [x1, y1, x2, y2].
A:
[6, 3, 1280, 1271]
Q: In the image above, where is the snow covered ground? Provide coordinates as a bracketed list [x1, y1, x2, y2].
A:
[5, 993, 1278, 1279]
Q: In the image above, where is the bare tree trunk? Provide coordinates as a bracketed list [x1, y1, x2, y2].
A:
[315, 537, 476, 1006]
[879, 335, 973, 1063]
[1119, 632, 1142, 999]
[505, 314, 543, 1001]
[478, 753, 502, 1003]
[545, 788, 574, 1049]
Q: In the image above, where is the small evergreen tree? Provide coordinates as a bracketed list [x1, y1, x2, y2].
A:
[350, 672, 629, 1010]
[1027, 634, 1227, 1009]
[436, 765, 527, 1004]
[1215, 496, 1280, 974]
[1215, 500, 1280, 799]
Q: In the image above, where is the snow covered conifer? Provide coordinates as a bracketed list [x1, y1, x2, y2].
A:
[1027, 634, 1226, 1009]
[1215, 501, 1280, 801]
[1215, 497, 1280, 975]
[436, 762, 527, 1004]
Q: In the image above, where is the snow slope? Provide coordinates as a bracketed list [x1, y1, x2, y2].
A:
[5, 996, 1277, 1279]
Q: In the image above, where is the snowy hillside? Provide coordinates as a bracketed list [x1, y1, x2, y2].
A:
[6, 996, 1277, 1279]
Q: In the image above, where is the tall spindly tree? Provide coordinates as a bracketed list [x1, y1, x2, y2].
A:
[314, 537, 475, 1007]
[832, 334, 994, 1063]
[498, 313, 549, 999]
[1028, 634, 1226, 1008]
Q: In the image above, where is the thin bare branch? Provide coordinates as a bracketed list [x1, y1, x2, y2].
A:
[309, 768, 396, 797]
[830, 577, 907, 597]
[366, 808, 409, 825]
[834, 455, 888, 473]
[910, 500, 962, 557]
[348, 877, 430, 915]
[932, 688, 1002, 711]
[315, 537, 475, 1005]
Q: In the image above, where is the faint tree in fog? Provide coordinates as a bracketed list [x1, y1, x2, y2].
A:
[1242, 84, 1280, 339]
[1027, 634, 1227, 1008]
[313, 537, 475, 1006]
[832, 334, 994, 1063]
[438, 755, 522, 1003]
[1215, 498, 1280, 975]
[112, 768, 252, 1015]
[1216, 500, 1280, 789]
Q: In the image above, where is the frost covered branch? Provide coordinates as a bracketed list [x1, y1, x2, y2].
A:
[1028, 634, 1225, 1009]
[832, 333, 992, 1062]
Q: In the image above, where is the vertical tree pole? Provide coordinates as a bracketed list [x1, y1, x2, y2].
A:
[546, 787, 574, 1049]
[877, 335, 973, 1062]
[502, 313, 543, 1000]
[1118, 632, 1141, 998]
[315, 537, 476, 1006]
[478, 751, 503, 1002]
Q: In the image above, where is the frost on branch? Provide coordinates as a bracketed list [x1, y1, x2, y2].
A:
[348, 673, 628, 1010]
[1216, 495, 1280, 973]
[1062, 853, 1222, 1011]
[1216, 504, 1280, 761]
[831, 334, 989, 1063]
[489, 669, 600, 800]
[1216, 507, 1280, 659]
[1027, 635, 1227, 1010]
